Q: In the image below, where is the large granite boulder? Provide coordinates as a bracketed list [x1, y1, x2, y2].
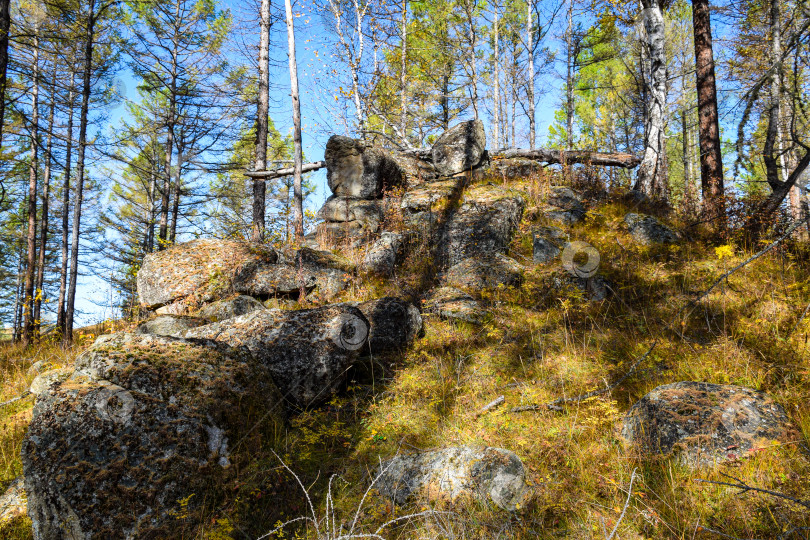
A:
[136, 239, 278, 309]
[431, 120, 487, 177]
[317, 196, 382, 225]
[621, 382, 803, 467]
[360, 232, 405, 276]
[315, 220, 379, 249]
[376, 446, 527, 511]
[624, 213, 679, 244]
[424, 287, 486, 324]
[232, 247, 353, 301]
[438, 184, 525, 267]
[353, 297, 422, 354]
[185, 305, 370, 408]
[391, 150, 438, 187]
[196, 295, 265, 322]
[21, 333, 284, 539]
[324, 135, 404, 198]
[489, 158, 543, 180]
[134, 314, 207, 337]
[443, 254, 524, 291]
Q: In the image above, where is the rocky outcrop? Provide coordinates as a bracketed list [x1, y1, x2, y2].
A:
[376, 446, 526, 511]
[424, 287, 486, 324]
[29, 367, 72, 397]
[196, 295, 265, 322]
[533, 226, 567, 264]
[317, 196, 382, 226]
[324, 135, 403, 198]
[400, 177, 466, 228]
[134, 314, 207, 337]
[621, 381, 802, 467]
[353, 297, 422, 354]
[185, 305, 370, 408]
[544, 186, 586, 224]
[0, 477, 26, 526]
[437, 184, 525, 267]
[136, 239, 278, 309]
[232, 247, 352, 301]
[624, 213, 679, 244]
[444, 254, 524, 291]
[22, 333, 284, 539]
[360, 232, 405, 275]
[431, 120, 487, 176]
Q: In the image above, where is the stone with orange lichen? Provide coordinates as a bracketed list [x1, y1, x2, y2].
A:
[621, 381, 804, 467]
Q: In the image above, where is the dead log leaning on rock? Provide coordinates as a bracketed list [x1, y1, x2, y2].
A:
[492, 148, 641, 169]
[245, 160, 326, 179]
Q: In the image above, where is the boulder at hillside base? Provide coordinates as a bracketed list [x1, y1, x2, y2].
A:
[376, 446, 527, 511]
[352, 297, 422, 354]
[22, 333, 284, 539]
[196, 294, 266, 322]
[621, 381, 803, 467]
[134, 314, 207, 337]
[624, 213, 679, 244]
[185, 304, 370, 408]
[360, 232, 404, 276]
[431, 120, 487, 176]
[443, 254, 524, 291]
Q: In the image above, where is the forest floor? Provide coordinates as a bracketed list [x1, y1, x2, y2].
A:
[2, 170, 810, 539]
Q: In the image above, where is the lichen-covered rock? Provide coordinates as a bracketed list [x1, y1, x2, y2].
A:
[353, 297, 422, 354]
[443, 254, 524, 291]
[232, 247, 353, 301]
[624, 213, 679, 244]
[438, 184, 525, 267]
[621, 381, 803, 467]
[424, 287, 486, 324]
[136, 239, 278, 309]
[315, 220, 379, 249]
[544, 186, 586, 224]
[431, 120, 487, 177]
[555, 273, 611, 302]
[400, 177, 466, 227]
[360, 232, 404, 276]
[391, 150, 438, 187]
[488, 157, 543, 180]
[185, 305, 370, 408]
[29, 367, 72, 396]
[324, 135, 403, 198]
[22, 333, 284, 539]
[196, 295, 265, 322]
[376, 446, 526, 511]
[533, 226, 567, 264]
[317, 196, 382, 224]
[0, 477, 26, 525]
[134, 314, 207, 337]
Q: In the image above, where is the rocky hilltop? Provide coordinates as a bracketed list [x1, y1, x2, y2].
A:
[3, 120, 808, 539]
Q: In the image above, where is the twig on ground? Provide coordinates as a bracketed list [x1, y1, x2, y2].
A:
[0, 391, 31, 409]
[695, 472, 810, 510]
[606, 468, 637, 540]
[477, 395, 505, 416]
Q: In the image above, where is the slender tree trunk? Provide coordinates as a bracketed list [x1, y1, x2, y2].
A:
[634, 0, 667, 199]
[0, 0, 10, 155]
[400, 0, 407, 142]
[285, 0, 304, 242]
[34, 63, 57, 335]
[466, 0, 479, 119]
[682, 106, 695, 212]
[23, 33, 40, 347]
[692, 0, 725, 224]
[65, 0, 97, 347]
[565, 0, 574, 150]
[146, 166, 156, 252]
[12, 241, 23, 342]
[493, 3, 500, 148]
[57, 86, 75, 335]
[252, 0, 270, 242]
[169, 142, 182, 243]
[527, 0, 535, 148]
